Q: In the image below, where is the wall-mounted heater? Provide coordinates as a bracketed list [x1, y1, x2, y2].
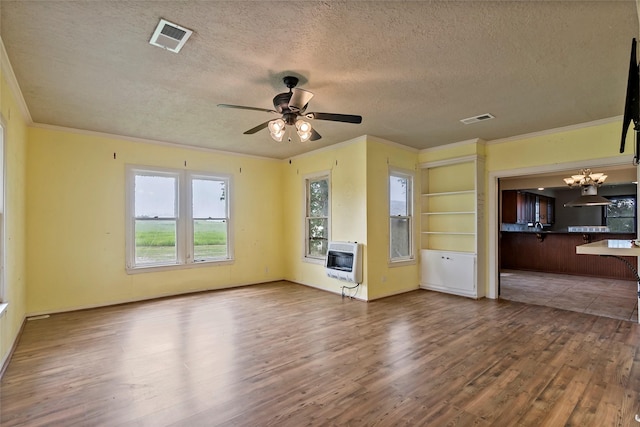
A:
[325, 241, 362, 284]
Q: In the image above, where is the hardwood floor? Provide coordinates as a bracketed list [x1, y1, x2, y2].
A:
[3, 281, 640, 426]
[501, 269, 639, 322]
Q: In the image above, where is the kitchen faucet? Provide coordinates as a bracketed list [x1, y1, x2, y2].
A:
[534, 221, 543, 230]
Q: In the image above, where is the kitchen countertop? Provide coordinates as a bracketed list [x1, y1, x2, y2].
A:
[576, 239, 640, 256]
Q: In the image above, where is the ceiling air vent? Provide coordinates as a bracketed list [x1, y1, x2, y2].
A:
[149, 19, 193, 53]
[460, 113, 495, 125]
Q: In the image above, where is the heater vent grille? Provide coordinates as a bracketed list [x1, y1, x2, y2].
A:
[149, 19, 193, 53]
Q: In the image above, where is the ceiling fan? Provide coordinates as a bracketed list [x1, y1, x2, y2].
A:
[218, 76, 362, 142]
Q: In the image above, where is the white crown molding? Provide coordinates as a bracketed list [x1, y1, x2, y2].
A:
[366, 135, 419, 152]
[30, 122, 281, 162]
[0, 36, 33, 124]
[286, 135, 368, 161]
[287, 134, 418, 162]
[419, 138, 484, 155]
[420, 154, 479, 169]
[486, 116, 622, 145]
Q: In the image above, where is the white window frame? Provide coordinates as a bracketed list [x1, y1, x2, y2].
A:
[389, 168, 415, 264]
[126, 165, 233, 273]
[304, 171, 331, 263]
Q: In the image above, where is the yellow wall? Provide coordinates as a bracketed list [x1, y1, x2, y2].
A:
[282, 137, 369, 299]
[485, 120, 626, 172]
[0, 62, 28, 369]
[281, 136, 420, 300]
[365, 137, 420, 300]
[26, 127, 285, 314]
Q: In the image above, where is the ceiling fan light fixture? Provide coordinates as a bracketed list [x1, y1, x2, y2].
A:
[298, 131, 312, 142]
[270, 129, 285, 142]
[268, 119, 286, 142]
[296, 120, 311, 133]
[296, 120, 313, 142]
[268, 118, 285, 133]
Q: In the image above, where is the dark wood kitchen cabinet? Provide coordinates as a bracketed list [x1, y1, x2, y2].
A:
[502, 190, 535, 224]
[502, 190, 554, 225]
[537, 195, 555, 225]
[543, 196, 555, 224]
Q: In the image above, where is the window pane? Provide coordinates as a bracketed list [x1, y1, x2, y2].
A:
[607, 217, 635, 233]
[135, 219, 177, 264]
[135, 175, 176, 218]
[607, 198, 635, 217]
[193, 179, 227, 218]
[308, 217, 328, 257]
[606, 197, 636, 232]
[390, 218, 410, 258]
[390, 175, 408, 216]
[309, 179, 329, 217]
[193, 219, 228, 260]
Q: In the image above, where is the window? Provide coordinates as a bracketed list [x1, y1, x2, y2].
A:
[605, 196, 636, 233]
[389, 169, 413, 262]
[305, 173, 330, 260]
[126, 166, 232, 271]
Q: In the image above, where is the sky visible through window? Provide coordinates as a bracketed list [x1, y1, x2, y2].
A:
[135, 175, 226, 218]
[390, 176, 408, 215]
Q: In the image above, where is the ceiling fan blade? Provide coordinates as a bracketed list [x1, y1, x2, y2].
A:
[306, 112, 362, 124]
[218, 104, 277, 114]
[243, 120, 271, 134]
[288, 88, 314, 111]
[310, 128, 322, 141]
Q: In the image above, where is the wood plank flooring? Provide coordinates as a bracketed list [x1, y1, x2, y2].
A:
[501, 269, 638, 322]
[3, 281, 640, 426]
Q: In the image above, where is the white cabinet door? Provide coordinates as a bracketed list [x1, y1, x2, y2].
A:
[421, 249, 477, 298]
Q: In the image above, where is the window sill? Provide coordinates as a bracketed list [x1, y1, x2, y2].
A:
[303, 256, 325, 265]
[388, 258, 416, 268]
[127, 259, 235, 274]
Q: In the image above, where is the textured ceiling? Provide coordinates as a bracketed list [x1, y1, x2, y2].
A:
[1, 1, 639, 159]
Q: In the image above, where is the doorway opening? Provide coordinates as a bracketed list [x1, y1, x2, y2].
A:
[489, 157, 638, 320]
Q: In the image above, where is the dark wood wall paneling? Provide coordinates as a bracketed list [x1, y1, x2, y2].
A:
[500, 233, 637, 280]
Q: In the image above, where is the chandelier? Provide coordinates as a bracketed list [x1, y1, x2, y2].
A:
[563, 168, 611, 207]
[563, 169, 608, 188]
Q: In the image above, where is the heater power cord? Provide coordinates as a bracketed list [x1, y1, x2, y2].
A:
[341, 283, 360, 299]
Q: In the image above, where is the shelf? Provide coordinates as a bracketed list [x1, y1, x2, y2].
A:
[421, 233, 476, 253]
[422, 211, 474, 215]
[422, 190, 475, 197]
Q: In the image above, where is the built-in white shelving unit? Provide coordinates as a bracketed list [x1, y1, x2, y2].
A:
[419, 155, 485, 298]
